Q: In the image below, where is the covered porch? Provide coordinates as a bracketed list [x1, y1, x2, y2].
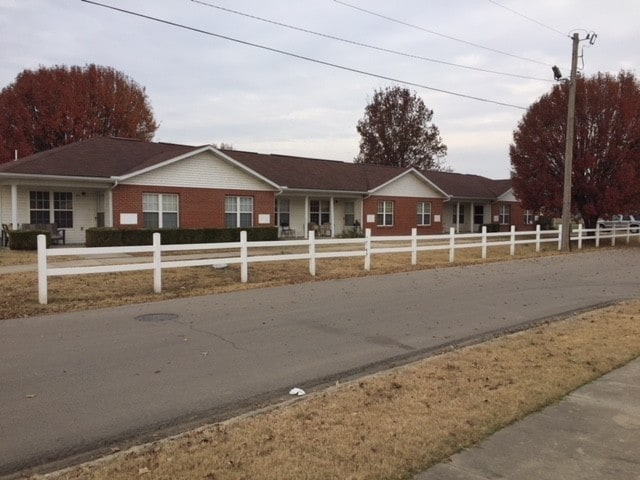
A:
[0, 181, 114, 244]
[442, 199, 494, 233]
[275, 194, 364, 238]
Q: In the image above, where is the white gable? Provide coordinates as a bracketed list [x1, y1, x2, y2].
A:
[498, 188, 518, 202]
[122, 150, 275, 191]
[374, 172, 444, 198]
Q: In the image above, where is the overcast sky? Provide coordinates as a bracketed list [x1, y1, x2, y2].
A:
[1, 0, 638, 178]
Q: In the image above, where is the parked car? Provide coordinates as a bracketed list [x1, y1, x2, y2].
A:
[598, 214, 640, 233]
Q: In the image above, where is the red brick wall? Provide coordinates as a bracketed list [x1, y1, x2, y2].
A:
[112, 185, 276, 228]
[362, 196, 445, 235]
[492, 201, 536, 231]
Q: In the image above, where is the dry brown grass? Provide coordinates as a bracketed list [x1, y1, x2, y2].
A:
[0, 249, 38, 266]
[41, 301, 640, 480]
[0, 243, 569, 320]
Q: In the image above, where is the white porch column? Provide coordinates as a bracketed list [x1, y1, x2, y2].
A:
[304, 196, 310, 238]
[105, 189, 114, 227]
[470, 201, 475, 232]
[330, 195, 335, 237]
[11, 184, 18, 229]
[455, 201, 460, 233]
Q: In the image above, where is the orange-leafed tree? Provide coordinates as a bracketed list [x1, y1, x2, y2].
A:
[510, 71, 640, 229]
[0, 64, 158, 162]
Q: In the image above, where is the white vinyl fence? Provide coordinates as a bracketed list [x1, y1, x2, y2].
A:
[36, 224, 640, 304]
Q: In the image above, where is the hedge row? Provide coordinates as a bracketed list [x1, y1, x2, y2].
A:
[85, 227, 278, 247]
[7, 230, 52, 250]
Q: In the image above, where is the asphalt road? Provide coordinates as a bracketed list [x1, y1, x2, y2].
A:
[1, 249, 638, 476]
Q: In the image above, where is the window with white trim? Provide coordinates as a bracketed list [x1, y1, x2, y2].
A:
[344, 201, 355, 226]
[276, 198, 290, 227]
[54, 192, 73, 228]
[377, 200, 394, 226]
[30, 191, 50, 224]
[225, 196, 253, 228]
[29, 191, 73, 227]
[524, 210, 534, 225]
[417, 201, 432, 226]
[453, 205, 465, 225]
[310, 200, 330, 225]
[499, 204, 511, 225]
[143, 193, 179, 229]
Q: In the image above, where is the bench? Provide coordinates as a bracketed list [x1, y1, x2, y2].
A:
[20, 223, 66, 245]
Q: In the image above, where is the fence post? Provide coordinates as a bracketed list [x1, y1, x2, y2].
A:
[240, 230, 248, 283]
[595, 224, 601, 248]
[510, 225, 516, 256]
[411, 228, 417, 265]
[153, 233, 162, 293]
[611, 224, 617, 246]
[557, 225, 563, 251]
[364, 228, 371, 271]
[626, 225, 631, 244]
[449, 227, 455, 263]
[535, 224, 541, 252]
[577, 224, 583, 250]
[37, 234, 48, 305]
[481, 225, 487, 260]
[308, 230, 316, 276]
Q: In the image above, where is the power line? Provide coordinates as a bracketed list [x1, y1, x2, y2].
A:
[333, 0, 552, 67]
[191, 0, 553, 83]
[80, 0, 527, 110]
[487, 0, 568, 38]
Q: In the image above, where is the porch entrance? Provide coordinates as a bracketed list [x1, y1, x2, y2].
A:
[474, 205, 484, 231]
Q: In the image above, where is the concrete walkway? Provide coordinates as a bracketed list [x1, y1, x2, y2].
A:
[415, 357, 640, 480]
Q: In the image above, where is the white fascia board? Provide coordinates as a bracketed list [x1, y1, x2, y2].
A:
[0, 172, 113, 186]
[114, 145, 282, 190]
[368, 168, 449, 198]
[281, 188, 366, 196]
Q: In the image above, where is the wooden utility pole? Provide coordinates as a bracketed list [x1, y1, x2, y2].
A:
[560, 33, 580, 251]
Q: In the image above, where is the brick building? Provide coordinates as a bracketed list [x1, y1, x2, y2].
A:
[0, 137, 533, 244]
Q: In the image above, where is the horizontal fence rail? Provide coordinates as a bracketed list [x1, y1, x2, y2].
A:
[36, 224, 640, 304]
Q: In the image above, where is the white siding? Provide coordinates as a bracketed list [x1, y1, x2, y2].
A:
[0, 187, 102, 244]
[123, 151, 274, 191]
[498, 189, 518, 202]
[374, 173, 443, 198]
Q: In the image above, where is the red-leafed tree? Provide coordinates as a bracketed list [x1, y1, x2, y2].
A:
[0, 64, 158, 162]
[510, 71, 640, 228]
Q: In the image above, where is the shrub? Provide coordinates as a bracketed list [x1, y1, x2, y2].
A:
[85, 228, 122, 247]
[537, 216, 555, 230]
[9, 230, 51, 250]
[85, 227, 278, 247]
[482, 223, 500, 233]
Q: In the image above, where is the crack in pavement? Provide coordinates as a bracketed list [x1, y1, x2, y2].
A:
[174, 319, 245, 351]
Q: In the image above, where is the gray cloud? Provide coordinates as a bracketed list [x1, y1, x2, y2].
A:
[1, 0, 638, 178]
